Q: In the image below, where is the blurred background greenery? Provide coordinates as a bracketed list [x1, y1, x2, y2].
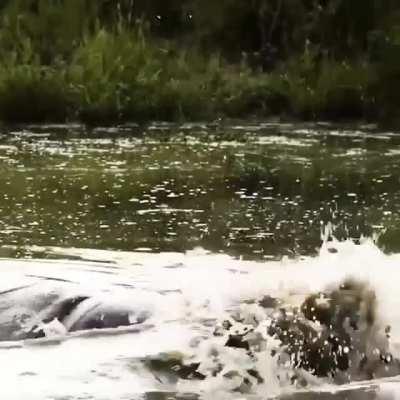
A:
[0, 0, 398, 124]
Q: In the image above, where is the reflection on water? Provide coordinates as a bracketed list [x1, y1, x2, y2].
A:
[0, 122, 399, 260]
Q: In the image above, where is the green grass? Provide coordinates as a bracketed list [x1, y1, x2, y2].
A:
[0, 22, 390, 124]
[0, 0, 397, 125]
[274, 57, 374, 119]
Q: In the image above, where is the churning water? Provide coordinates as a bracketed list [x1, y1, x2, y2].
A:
[1, 122, 400, 399]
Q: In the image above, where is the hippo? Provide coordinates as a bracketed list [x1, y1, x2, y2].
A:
[268, 279, 400, 383]
[23, 294, 153, 339]
[0, 283, 154, 341]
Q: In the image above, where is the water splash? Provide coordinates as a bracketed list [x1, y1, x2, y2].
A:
[0, 239, 400, 398]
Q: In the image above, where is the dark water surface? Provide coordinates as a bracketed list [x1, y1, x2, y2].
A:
[0, 122, 398, 260]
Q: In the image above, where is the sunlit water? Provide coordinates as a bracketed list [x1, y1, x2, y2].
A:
[1, 122, 400, 399]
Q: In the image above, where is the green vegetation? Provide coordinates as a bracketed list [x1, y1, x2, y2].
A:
[0, 0, 399, 124]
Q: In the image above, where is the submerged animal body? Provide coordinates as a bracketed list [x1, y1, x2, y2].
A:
[184, 279, 400, 393]
[0, 282, 155, 341]
[25, 295, 151, 339]
[261, 280, 400, 384]
[0, 262, 398, 396]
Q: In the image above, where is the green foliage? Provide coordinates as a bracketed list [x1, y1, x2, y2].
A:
[370, 21, 400, 123]
[0, 57, 71, 123]
[0, 0, 396, 123]
[277, 51, 372, 119]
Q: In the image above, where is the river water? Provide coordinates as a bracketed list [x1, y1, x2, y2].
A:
[1, 122, 400, 399]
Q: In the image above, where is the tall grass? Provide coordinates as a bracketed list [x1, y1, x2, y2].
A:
[0, 1, 390, 124]
[274, 53, 374, 119]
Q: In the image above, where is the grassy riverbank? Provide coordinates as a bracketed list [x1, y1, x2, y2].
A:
[0, 33, 380, 124]
[0, 1, 399, 125]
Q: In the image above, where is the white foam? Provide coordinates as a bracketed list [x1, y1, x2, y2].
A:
[1, 240, 400, 398]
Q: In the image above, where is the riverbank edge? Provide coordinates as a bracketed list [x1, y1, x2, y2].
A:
[3, 119, 397, 136]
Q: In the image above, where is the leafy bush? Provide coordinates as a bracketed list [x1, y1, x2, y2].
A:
[0, 1, 396, 124]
